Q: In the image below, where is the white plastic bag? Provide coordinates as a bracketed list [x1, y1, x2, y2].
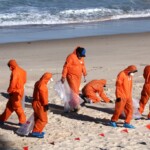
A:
[54, 80, 71, 112]
[54, 80, 71, 101]
[22, 93, 25, 109]
[22, 87, 26, 109]
[16, 113, 34, 136]
[121, 98, 141, 119]
[54, 80, 83, 111]
[132, 98, 141, 119]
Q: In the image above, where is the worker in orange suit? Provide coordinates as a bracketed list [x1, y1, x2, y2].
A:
[0, 59, 26, 125]
[110, 65, 137, 128]
[61, 47, 87, 112]
[81, 79, 113, 103]
[31, 72, 52, 138]
[138, 65, 150, 120]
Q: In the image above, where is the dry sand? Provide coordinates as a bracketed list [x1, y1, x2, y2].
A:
[0, 32, 150, 150]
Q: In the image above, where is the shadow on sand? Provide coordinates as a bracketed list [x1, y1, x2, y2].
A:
[49, 103, 110, 126]
[85, 104, 114, 115]
[0, 134, 19, 150]
[0, 122, 19, 132]
[0, 92, 111, 126]
[0, 92, 33, 103]
[0, 92, 9, 99]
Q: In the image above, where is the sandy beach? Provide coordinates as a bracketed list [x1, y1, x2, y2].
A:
[0, 32, 150, 150]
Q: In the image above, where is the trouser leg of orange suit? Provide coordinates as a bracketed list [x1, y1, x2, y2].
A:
[85, 93, 100, 103]
[32, 102, 48, 133]
[82, 89, 99, 103]
[139, 85, 150, 114]
[0, 101, 14, 122]
[111, 98, 126, 122]
[11, 92, 26, 124]
[124, 100, 133, 124]
[139, 95, 149, 114]
[15, 106, 26, 124]
[67, 75, 81, 108]
[67, 74, 81, 94]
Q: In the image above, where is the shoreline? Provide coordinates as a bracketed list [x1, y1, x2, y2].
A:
[0, 31, 150, 45]
[1, 17, 150, 44]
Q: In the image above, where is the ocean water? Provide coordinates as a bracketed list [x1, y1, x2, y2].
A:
[0, 0, 150, 43]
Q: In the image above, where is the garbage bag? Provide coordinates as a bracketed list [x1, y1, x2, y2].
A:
[16, 113, 34, 136]
[54, 80, 83, 111]
[132, 98, 141, 119]
[22, 93, 25, 110]
[54, 80, 70, 101]
[121, 98, 141, 119]
[22, 87, 26, 109]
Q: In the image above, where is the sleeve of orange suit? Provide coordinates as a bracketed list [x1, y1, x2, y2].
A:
[7, 71, 18, 93]
[39, 86, 48, 106]
[99, 90, 110, 102]
[62, 55, 73, 78]
[82, 58, 87, 76]
[115, 72, 124, 98]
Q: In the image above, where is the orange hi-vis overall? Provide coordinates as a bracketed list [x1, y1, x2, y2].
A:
[0, 60, 27, 124]
[111, 65, 137, 123]
[139, 65, 150, 118]
[32, 73, 52, 133]
[62, 47, 87, 94]
[82, 79, 110, 103]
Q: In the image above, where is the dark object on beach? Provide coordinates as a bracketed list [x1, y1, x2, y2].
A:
[49, 141, 55, 145]
[138, 142, 147, 145]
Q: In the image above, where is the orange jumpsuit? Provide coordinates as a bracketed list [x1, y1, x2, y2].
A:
[62, 47, 87, 108]
[62, 47, 87, 94]
[82, 79, 110, 103]
[111, 65, 137, 124]
[0, 60, 26, 124]
[139, 65, 150, 118]
[32, 73, 52, 133]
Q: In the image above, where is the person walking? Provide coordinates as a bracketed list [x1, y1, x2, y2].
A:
[0, 59, 27, 125]
[31, 72, 52, 138]
[110, 65, 137, 128]
[138, 65, 150, 119]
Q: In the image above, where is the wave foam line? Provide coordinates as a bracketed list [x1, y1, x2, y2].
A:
[0, 8, 150, 26]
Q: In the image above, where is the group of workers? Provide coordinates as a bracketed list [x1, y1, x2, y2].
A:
[61, 47, 150, 129]
[0, 60, 53, 138]
[0, 46, 150, 138]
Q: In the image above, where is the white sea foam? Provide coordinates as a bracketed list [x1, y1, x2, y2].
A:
[112, 10, 150, 20]
[0, 8, 150, 26]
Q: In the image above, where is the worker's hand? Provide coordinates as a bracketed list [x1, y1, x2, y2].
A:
[44, 104, 49, 111]
[61, 77, 65, 84]
[116, 98, 121, 103]
[109, 100, 114, 103]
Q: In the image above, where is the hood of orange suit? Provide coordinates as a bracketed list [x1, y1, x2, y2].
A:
[143, 65, 150, 82]
[99, 79, 107, 86]
[7, 59, 18, 69]
[124, 65, 137, 74]
[73, 46, 79, 54]
[40, 72, 52, 83]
